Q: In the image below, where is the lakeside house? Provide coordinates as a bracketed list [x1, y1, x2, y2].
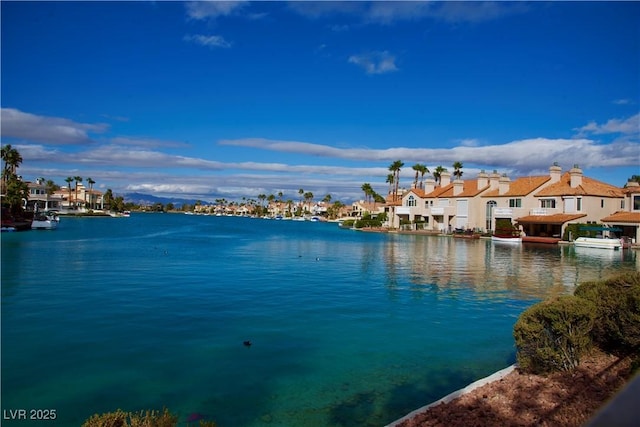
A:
[27, 179, 105, 213]
[386, 164, 640, 242]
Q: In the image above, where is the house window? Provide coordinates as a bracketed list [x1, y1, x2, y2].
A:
[407, 196, 416, 207]
[577, 197, 582, 211]
[633, 195, 640, 211]
[601, 199, 604, 208]
[621, 200, 625, 210]
[540, 199, 556, 209]
[509, 198, 522, 208]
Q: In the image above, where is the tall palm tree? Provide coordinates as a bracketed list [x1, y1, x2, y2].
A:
[433, 165, 446, 186]
[65, 177, 74, 208]
[1, 144, 23, 190]
[361, 183, 373, 204]
[419, 164, 430, 189]
[73, 176, 82, 209]
[385, 173, 395, 196]
[412, 164, 424, 188]
[304, 191, 314, 211]
[86, 177, 95, 209]
[388, 160, 404, 202]
[452, 161, 464, 180]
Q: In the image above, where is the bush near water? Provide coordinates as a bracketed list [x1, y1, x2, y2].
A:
[514, 272, 640, 374]
[81, 408, 216, 427]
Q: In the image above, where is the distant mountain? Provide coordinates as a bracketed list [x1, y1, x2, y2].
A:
[122, 192, 204, 207]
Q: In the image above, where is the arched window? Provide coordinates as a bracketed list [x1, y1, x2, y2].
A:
[406, 195, 417, 207]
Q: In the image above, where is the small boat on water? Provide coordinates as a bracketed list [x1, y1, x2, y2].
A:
[491, 227, 522, 243]
[573, 237, 622, 250]
[491, 235, 522, 244]
[31, 210, 60, 230]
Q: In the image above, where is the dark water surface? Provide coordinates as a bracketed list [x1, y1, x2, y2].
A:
[2, 213, 637, 426]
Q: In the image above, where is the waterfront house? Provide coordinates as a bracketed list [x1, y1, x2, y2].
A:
[26, 178, 65, 211]
[396, 171, 492, 232]
[516, 165, 625, 238]
[481, 166, 558, 235]
[600, 181, 640, 242]
[389, 164, 633, 240]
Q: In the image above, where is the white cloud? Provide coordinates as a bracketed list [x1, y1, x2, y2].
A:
[184, 34, 232, 49]
[185, 1, 248, 20]
[348, 51, 398, 74]
[289, 1, 527, 25]
[612, 99, 632, 105]
[574, 113, 640, 136]
[0, 108, 108, 145]
[219, 137, 639, 174]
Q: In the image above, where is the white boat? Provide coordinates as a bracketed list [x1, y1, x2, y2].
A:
[573, 237, 622, 250]
[491, 235, 522, 243]
[31, 211, 60, 230]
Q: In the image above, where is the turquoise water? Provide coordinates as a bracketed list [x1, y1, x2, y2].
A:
[2, 213, 637, 426]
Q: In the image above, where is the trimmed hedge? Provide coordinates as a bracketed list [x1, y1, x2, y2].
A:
[514, 295, 596, 374]
[574, 272, 640, 355]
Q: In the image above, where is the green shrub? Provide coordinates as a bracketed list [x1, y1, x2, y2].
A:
[82, 408, 216, 427]
[574, 272, 640, 355]
[514, 295, 596, 374]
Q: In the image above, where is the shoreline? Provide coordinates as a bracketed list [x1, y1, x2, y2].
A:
[385, 365, 516, 427]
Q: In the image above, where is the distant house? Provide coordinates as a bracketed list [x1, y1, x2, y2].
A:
[26, 178, 65, 211]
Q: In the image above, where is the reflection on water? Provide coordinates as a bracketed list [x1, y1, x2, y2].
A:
[1, 217, 638, 427]
[381, 234, 637, 300]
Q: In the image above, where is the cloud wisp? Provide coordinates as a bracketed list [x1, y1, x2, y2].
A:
[0, 108, 108, 145]
[348, 51, 398, 74]
[574, 113, 640, 136]
[185, 1, 248, 21]
[184, 34, 232, 49]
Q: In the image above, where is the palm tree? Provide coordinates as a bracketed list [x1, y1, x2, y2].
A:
[65, 177, 74, 209]
[433, 165, 446, 186]
[412, 164, 423, 188]
[418, 164, 429, 189]
[73, 176, 82, 209]
[86, 177, 95, 209]
[361, 183, 373, 204]
[388, 160, 404, 202]
[452, 161, 464, 180]
[1, 144, 23, 191]
[385, 173, 395, 196]
[304, 191, 314, 214]
[103, 188, 113, 210]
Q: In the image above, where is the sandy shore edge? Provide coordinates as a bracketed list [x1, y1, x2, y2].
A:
[385, 365, 516, 427]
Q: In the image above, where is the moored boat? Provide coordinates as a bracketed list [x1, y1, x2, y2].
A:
[573, 237, 622, 250]
[491, 235, 522, 243]
[31, 210, 60, 230]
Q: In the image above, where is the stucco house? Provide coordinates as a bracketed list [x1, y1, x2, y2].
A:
[389, 164, 633, 240]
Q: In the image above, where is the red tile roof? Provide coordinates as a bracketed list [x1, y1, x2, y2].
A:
[534, 172, 624, 197]
[601, 211, 640, 224]
[482, 175, 550, 197]
[516, 213, 587, 224]
[424, 180, 490, 198]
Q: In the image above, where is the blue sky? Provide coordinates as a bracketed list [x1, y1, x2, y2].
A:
[1, 1, 639, 203]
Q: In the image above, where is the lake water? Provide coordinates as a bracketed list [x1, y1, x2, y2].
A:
[1, 213, 637, 426]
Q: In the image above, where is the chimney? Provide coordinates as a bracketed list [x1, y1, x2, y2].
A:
[626, 181, 640, 188]
[549, 162, 562, 183]
[569, 164, 583, 188]
[453, 179, 464, 196]
[440, 171, 451, 187]
[489, 170, 500, 190]
[498, 174, 511, 195]
[424, 178, 436, 194]
[477, 170, 488, 190]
